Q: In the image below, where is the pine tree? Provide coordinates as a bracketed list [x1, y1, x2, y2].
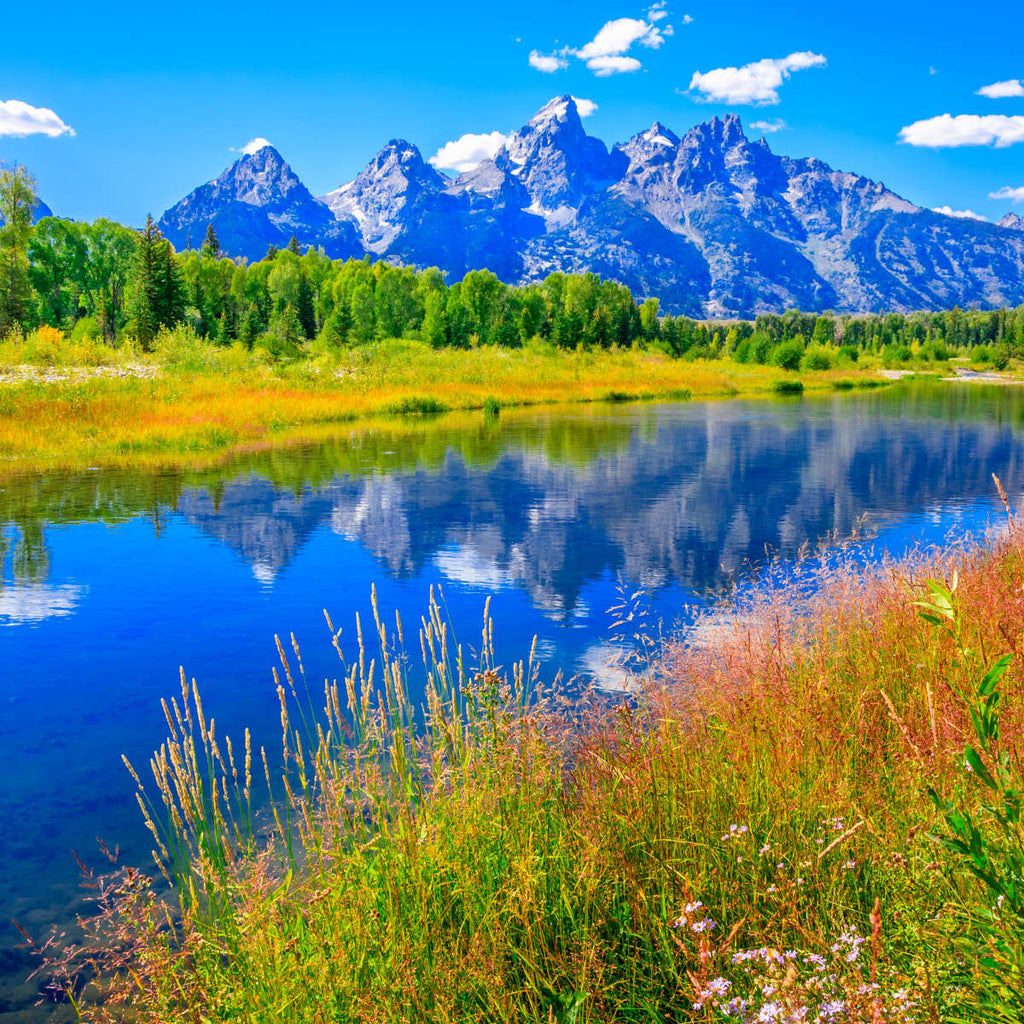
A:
[154, 240, 185, 328]
[264, 242, 278, 261]
[287, 234, 301, 255]
[201, 222, 221, 259]
[295, 273, 317, 339]
[127, 215, 161, 349]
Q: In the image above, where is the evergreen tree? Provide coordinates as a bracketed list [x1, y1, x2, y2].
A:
[0, 166, 37, 335]
[201, 222, 221, 259]
[287, 234, 301, 255]
[127, 215, 161, 349]
[154, 240, 185, 328]
[295, 273, 317, 339]
[264, 242, 278, 261]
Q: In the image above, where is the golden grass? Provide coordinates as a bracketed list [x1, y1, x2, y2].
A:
[0, 334, 886, 477]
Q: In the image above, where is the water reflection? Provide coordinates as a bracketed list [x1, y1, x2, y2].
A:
[2, 383, 1024, 1020]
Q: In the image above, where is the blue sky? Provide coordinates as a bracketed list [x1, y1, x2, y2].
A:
[2, 0, 1022, 226]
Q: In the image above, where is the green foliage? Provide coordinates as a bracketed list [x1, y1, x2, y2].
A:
[917, 575, 1024, 1020]
[0, 165, 37, 335]
[801, 344, 833, 371]
[773, 378, 805, 394]
[771, 337, 805, 371]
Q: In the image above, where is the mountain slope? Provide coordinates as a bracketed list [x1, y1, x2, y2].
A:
[159, 101, 1024, 315]
[159, 144, 360, 261]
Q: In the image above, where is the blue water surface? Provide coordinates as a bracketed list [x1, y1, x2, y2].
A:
[2, 382, 1023, 1018]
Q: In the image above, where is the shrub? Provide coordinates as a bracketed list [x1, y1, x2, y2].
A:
[837, 344, 860, 364]
[773, 378, 804, 394]
[883, 344, 912, 366]
[801, 345, 833, 371]
[386, 395, 449, 415]
[771, 338, 805, 371]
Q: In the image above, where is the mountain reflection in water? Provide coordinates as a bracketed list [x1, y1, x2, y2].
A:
[2, 383, 1024, 1020]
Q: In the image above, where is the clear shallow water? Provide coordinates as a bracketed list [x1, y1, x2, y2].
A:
[2, 381, 1024, 1017]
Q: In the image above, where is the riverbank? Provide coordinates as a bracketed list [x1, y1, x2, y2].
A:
[0, 332, 902, 476]
[33, 517, 1023, 1022]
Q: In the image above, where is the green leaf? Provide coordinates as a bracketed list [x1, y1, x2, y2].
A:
[965, 746, 999, 791]
[979, 654, 1013, 697]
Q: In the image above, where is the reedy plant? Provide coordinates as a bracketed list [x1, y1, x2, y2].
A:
[917, 568, 1024, 1022]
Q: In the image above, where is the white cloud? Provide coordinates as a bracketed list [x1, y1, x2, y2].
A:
[529, 50, 567, 73]
[991, 185, 1024, 203]
[689, 51, 827, 105]
[932, 206, 987, 221]
[0, 99, 74, 138]
[577, 16, 665, 59]
[681, 13, 694, 23]
[239, 137, 273, 155]
[750, 118, 786, 133]
[429, 130, 511, 173]
[587, 55, 643, 76]
[573, 97, 599, 118]
[530, 9, 674, 77]
[977, 79, 1024, 99]
[0, 583, 84, 624]
[899, 114, 1024, 148]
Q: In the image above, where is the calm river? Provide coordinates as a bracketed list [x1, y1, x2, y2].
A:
[2, 381, 1024, 1018]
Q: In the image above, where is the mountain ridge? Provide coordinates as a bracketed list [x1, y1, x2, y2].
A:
[158, 98, 1024, 316]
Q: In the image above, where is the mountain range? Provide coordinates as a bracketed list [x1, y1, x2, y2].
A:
[158, 97, 1024, 317]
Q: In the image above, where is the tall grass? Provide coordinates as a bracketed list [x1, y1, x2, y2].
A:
[34, 524, 1024, 1022]
[0, 327, 889, 475]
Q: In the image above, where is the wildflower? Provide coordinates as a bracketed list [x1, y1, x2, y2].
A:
[684, 900, 703, 914]
[692, 917, 717, 933]
[725, 997, 749, 1017]
[767, 884, 778, 893]
[843, 859, 856, 870]
[758, 1001, 783, 1021]
[705, 977, 732, 996]
[818, 1000, 846, 1021]
[760, 844, 771, 855]
[804, 953, 826, 971]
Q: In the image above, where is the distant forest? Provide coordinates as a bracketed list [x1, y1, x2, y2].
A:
[3, 169, 1024, 368]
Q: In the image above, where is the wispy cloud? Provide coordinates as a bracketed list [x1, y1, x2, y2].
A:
[977, 79, 1024, 99]
[991, 185, 1024, 203]
[688, 52, 826, 105]
[529, 51, 567, 73]
[750, 118, 787, 133]
[899, 114, 1024, 148]
[430, 131, 511, 173]
[586, 55, 643, 76]
[234, 137, 273, 155]
[529, 6, 679, 77]
[0, 99, 74, 138]
[931, 205, 987, 221]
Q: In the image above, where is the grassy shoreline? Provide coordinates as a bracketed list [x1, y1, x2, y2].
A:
[32, 521, 1024, 1022]
[0, 334, 903, 477]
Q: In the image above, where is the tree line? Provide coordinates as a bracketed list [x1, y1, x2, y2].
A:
[3, 166, 1024, 364]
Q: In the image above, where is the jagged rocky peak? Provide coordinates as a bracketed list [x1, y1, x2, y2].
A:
[500, 95, 625, 224]
[999, 212, 1024, 231]
[360, 139, 445, 188]
[321, 139, 445, 253]
[616, 122, 681, 170]
[526, 95, 586, 131]
[215, 144, 310, 207]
